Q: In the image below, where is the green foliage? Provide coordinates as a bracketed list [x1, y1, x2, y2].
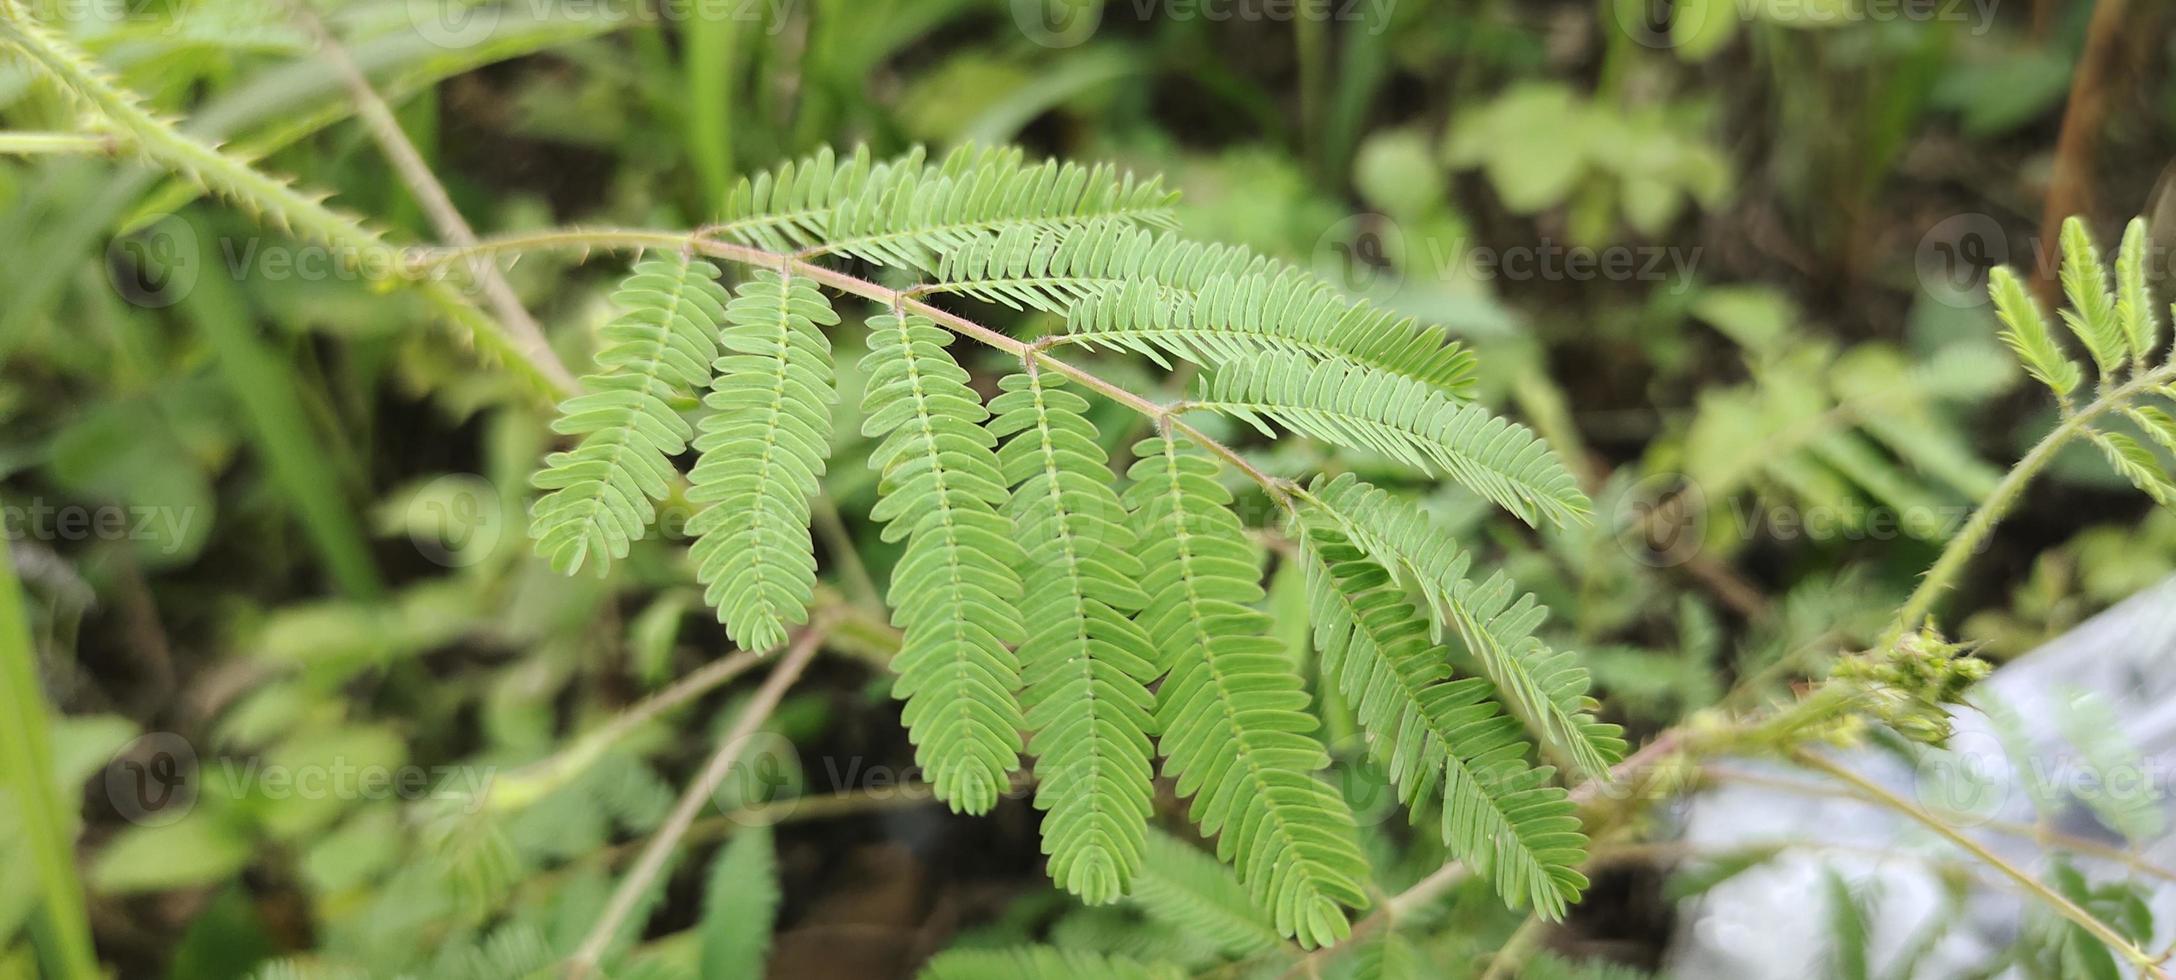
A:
[1442, 82, 1730, 239]
[26, 4, 2166, 969]
[698, 826, 778, 979]
[918, 945, 1182, 980]
[860, 310, 1027, 814]
[1191, 352, 1589, 526]
[1294, 515, 1587, 919]
[990, 371, 1157, 905]
[1986, 217, 2176, 504]
[687, 270, 839, 651]
[529, 255, 729, 573]
[1990, 266, 2083, 400]
[2057, 217, 2129, 383]
[1301, 475, 1623, 777]
[713, 144, 1177, 272]
[1124, 829, 1284, 957]
[1123, 434, 1370, 947]
[936, 219, 1477, 397]
[1678, 296, 2011, 544]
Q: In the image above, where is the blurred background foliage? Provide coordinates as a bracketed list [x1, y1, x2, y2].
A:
[3, 0, 2174, 976]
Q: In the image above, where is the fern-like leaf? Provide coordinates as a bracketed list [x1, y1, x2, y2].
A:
[2058, 216, 2129, 380]
[713, 145, 1175, 272]
[530, 254, 728, 573]
[2088, 429, 2176, 504]
[1303, 474, 1623, 778]
[1188, 352, 1589, 526]
[686, 270, 838, 651]
[1988, 266, 2082, 399]
[1353, 932, 1424, 980]
[1294, 512, 1589, 919]
[860, 311, 1027, 813]
[699, 824, 778, 979]
[987, 370, 1158, 904]
[918, 946, 1182, 980]
[1127, 829, 1285, 956]
[1123, 434, 1370, 948]
[2116, 217, 2160, 369]
[933, 220, 1476, 397]
[2130, 406, 2176, 458]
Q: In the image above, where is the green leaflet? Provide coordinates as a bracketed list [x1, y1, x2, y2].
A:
[2058, 216, 2129, 381]
[932, 219, 1476, 398]
[1123, 434, 1370, 949]
[917, 946, 1183, 980]
[530, 254, 728, 573]
[860, 311, 1026, 813]
[687, 270, 839, 652]
[1189, 351, 1589, 527]
[698, 825, 778, 979]
[1127, 829, 1285, 956]
[987, 371, 1158, 904]
[2088, 430, 2176, 505]
[1988, 265, 2082, 399]
[2116, 217, 2160, 369]
[1302, 474, 1624, 778]
[1353, 932, 1424, 980]
[713, 144, 1176, 273]
[502, 144, 1635, 930]
[1294, 512, 1589, 920]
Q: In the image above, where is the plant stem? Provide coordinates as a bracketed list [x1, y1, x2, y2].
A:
[412, 229, 1293, 500]
[0, 131, 118, 156]
[481, 648, 768, 814]
[0, 533, 99, 980]
[1703, 765, 2176, 885]
[1477, 913, 1548, 980]
[810, 495, 881, 610]
[563, 619, 832, 978]
[0, 7, 568, 402]
[1888, 361, 2176, 644]
[1792, 750, 2168, 977]
[290, 4, 577, 393]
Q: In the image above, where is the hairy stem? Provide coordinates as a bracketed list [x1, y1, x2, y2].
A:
[1793, 751, 2167, 977]
[1889, 361, 2176, 643]
[564, 619, 832, 977]
[0, 7, 568, 401]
